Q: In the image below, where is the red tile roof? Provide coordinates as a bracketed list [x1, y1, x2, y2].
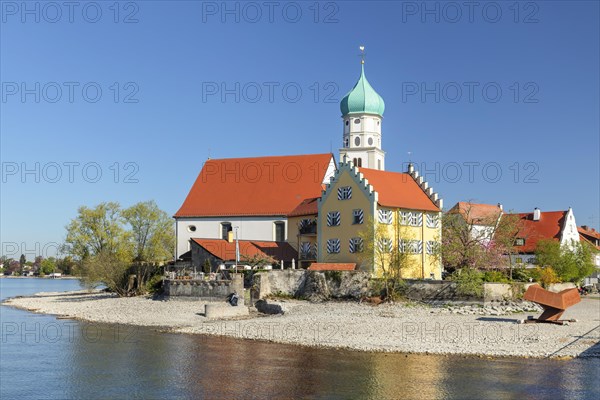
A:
[358, 168, 440, 211]
[308, 263, 356, 271]
[175, 154, 334, 217]
[288, 197, 319, 217]
[504, 211, 567, 253]
[579, 226, 600, 250]
[191, 238, 298, 261]
[448, 202, 502, 225]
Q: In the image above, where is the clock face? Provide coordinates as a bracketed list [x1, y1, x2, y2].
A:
[354, 136, 360, 146]
[368, 137, 373, 146]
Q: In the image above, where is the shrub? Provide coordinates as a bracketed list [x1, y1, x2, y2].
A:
[450, 268, 484, 297]
[512, 267, 535, 282]
[534, 266, 560, 288]
[146, 274, 164, 294]
[482, 270, 510, 283]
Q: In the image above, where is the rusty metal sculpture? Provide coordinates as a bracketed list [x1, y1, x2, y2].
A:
[521, 284, 581, 325]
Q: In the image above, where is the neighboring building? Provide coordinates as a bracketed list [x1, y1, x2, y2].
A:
[317, 159, 443, 279]
[190, 238, 297, 270]
[578, 225, 600, 285]
[174, 153, 335, 260]
[505, 207, 580, 267]
[287, 197, 319, 269]
[447, 202, 503, 244]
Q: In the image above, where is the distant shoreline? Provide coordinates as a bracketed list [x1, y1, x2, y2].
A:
[3, 290, 599, 359]
[0, 276, 81, 280]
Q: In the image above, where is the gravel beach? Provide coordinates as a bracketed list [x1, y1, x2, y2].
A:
[4, 290, 599, 359]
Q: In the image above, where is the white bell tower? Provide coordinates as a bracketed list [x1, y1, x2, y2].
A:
[339, 47, 386, 170]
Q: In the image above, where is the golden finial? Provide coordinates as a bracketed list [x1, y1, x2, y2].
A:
[359, 45, 365, 64]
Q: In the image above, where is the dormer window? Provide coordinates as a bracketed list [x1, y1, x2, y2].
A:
[515, 238, 525, 246]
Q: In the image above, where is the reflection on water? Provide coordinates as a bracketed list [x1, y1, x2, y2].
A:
[1, 279, 599, 399]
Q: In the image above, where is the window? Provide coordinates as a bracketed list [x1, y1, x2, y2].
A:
[426, 213, 439, 228]
[357, 158, 362, 167]
[401, 211, 422, 227]
[515, 238, 525, 246]
[327, 239, 341, 254]
[345, 120, 349, 126]
[400, 211, 411, 225]
[188, 225, 197, 232]
[354, 136, 360, 146]
[337, 186, 352, 200]
[426, 241, 438, 255]
[353, 209, 364, 224]
[368, 137, 373, 146]
[274, 221, 285, 242]
[349, 237, 364, 253]
[400, 239, 422, 254]
[354, 118, 360, 124]
[378, 209, 393, 224]
[410, 212, 423, 227]
[344, 137, 349, 147]
[300, 242, 316, 259]
[377, 238, 393, 253]
[327, 211, 341, 226]
[298, 218, 316, 234]
[221, 222, 232, 240]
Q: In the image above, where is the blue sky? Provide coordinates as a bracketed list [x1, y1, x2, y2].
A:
[1, 1, 599, 260]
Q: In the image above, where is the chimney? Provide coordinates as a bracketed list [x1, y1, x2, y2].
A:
[497, 203, 503, 211]
[582, 225, 590, 231]
[533, 208, 541, 221]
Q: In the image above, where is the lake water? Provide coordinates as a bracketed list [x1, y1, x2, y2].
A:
[1, 278, 599, 399]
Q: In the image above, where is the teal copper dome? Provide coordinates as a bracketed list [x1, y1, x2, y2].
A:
[340, 63, 385, 117]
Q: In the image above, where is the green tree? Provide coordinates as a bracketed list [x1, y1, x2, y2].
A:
[358, 219, 414, 300]
[121, 201, 174, 264]
[535, 239, 597, 283]
[121, 201, 174, 291]
[19, 254, 26, 273]
[64, 201, 173, 295]
[64, 202, 132, 261]
[40, 258, 57, 276]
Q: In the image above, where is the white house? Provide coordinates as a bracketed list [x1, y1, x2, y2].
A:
[506, 207, 580, 267]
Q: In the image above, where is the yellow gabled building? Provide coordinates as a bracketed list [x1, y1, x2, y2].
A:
[316, 159, 443, 279]
[315, 55, 443, 278]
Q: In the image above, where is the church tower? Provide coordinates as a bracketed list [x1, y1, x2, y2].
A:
[339, 51, 386, 170]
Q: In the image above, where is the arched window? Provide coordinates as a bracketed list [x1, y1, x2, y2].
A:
[353, 158, 357, 165]
[357, 158, 362, 167]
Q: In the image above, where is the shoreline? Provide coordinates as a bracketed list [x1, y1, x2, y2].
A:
[3, 290, 599, 360]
